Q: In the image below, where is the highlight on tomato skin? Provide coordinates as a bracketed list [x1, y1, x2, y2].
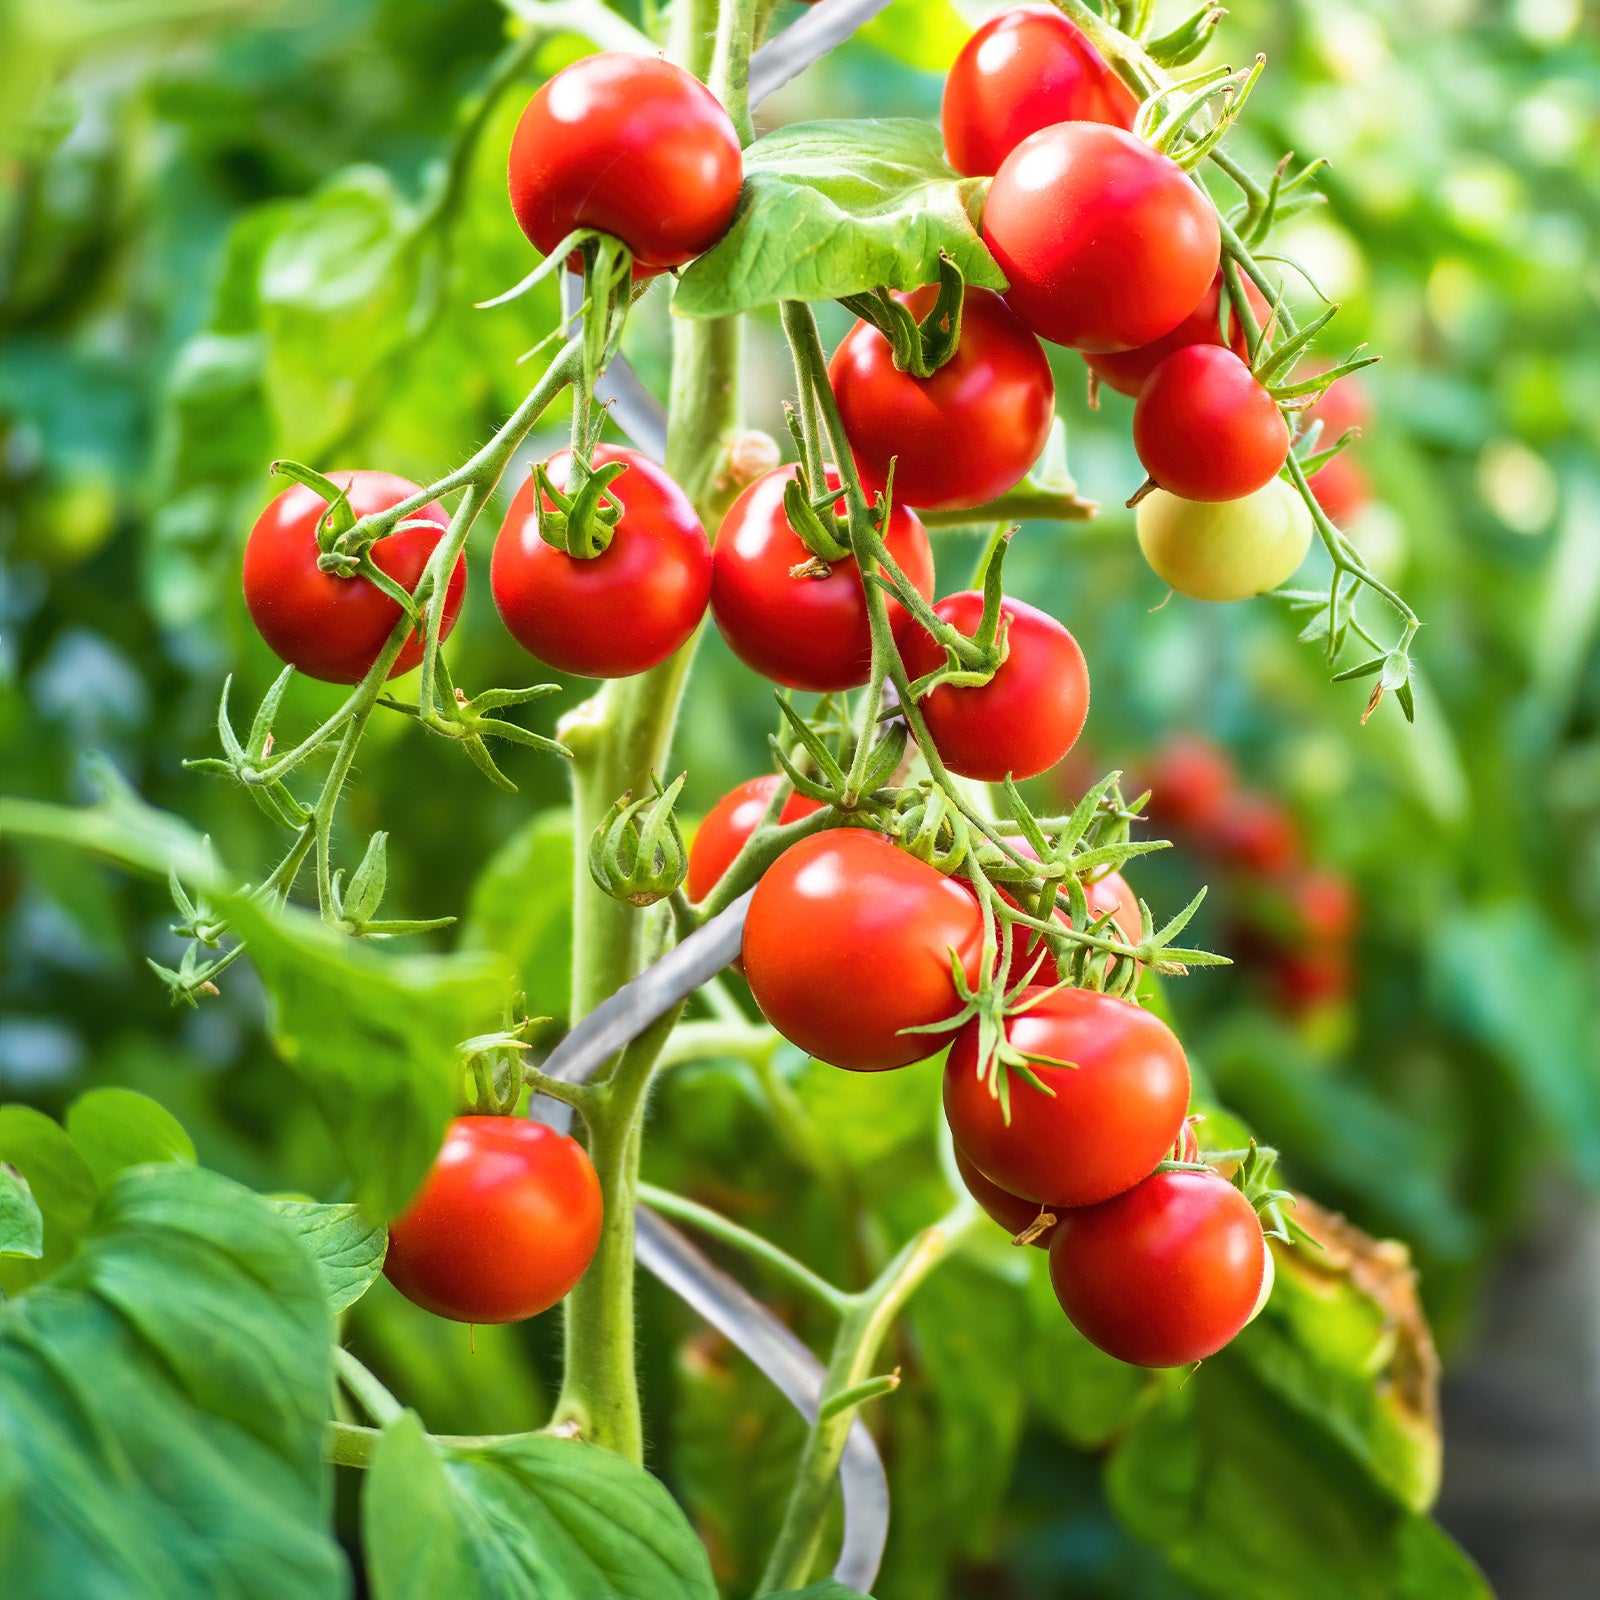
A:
[685, 775, 826, 904]
[242, 470, 467, 685]
[383, 1117, 604, 1325]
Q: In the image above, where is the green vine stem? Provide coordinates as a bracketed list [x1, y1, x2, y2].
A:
[756, 1204, 982, 1593]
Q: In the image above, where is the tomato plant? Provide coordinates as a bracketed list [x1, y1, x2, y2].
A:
[385, 1117, 603, 1324]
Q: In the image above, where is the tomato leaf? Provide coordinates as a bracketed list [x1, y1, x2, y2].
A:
[64, 1086, 197, 1188]
[364, 1412, 717, 1600]
[673, 119, 1004, 319]
[0, 1168, 44, 1262]
[0, 1105, 98, 1293]
[227, 895, 511, 1219]
[272, 1199, 388, 1315]
[0, 1164, 344, 1598]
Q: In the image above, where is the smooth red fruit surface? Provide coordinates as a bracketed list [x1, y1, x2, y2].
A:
[1133, 345, 1290, 502]
[492, 445, 710, 678]
[944, 986, 1189, 1206]
[830, 286, 1055, 512]
[942, 4, 1138, 177]
[1143, 735, 1237, 835]
[1212, 795, 1302, 877]
[711, 466, 934, 692]
[385, 1117, 603, 1324]
[243, 470, 465, 685]
[685, 776, 826, 903]
[508, 54, 741, 273]
[1085, 269, 1270, 398]
[954, 1145, 1051, 1245]
[899, 591, 1089, 782]
[982, 123, 1220, 353]
[742, 829, 984, 1071]
[1048, 1169, 1267, 1367]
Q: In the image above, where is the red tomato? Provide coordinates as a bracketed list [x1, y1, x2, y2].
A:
[1084, 269, 1270, 399]
[242, 470, 466, 685]
[982, 123, 1220, 353]
[1308, 452, 1371, 526]
[1211, 794, 1302, 877]
[1133, 346, 1290, 502]
[899, 591, 1089, 782]
[1083, 868, 1143, 946]
[685, 776, 826, 903]
[385, 1117, 603, 1324]
[742, 829, 985, 1071]
[710, 466, 934, 692]
[492, 445, 711, 678]
[954, 1144, 1051, 1246]
[1142, 735, 1237, 835]
[829, 286, 1055, 512]
[1048, 1168, 1267, 1366]
[1268, 945, 1351, 1013]
[1285, 868, 1358, 942]
[508, 54, 742, 274]
[943, 986, 1189, 1205]
[942, 4, 1138, 177]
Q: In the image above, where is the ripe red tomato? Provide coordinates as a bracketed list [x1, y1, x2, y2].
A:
[1308, 452, 1371, 526]
[1268, 945, 1351, 1013]
[384, 1117, 603, 1324]
[943, 986, 1189, 1206]
[953, 1144, 1051, 1245]
[898, 591, 1089, 782]
[685, 775, 826, 903]
[1284, 867, 1358, 942]
[1142, 735, 1237, 836]
[710, 466, 934, 692]
[1211, 794, 1302, 877]
[1048, 1168, 1267, 1367]
[492, 445, 711, 678]
[1084, 269, 1270, 399]
[242, 470, 466, 685]
[982, 124, 1220, 353]
[829, 286, 1055, 512]
[1133, 345, 1289, 502]
[742, 829, 985, 1071]
[508, 54, 742, 274]
[942, 4, 1138, 177]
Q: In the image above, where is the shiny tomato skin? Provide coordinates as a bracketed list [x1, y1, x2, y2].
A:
[742, 829, 985, 1071]
[899, 591, 1089, 782]
[830, 286, 1056, 512]
[507, 54, 742, 273]
[1084, 269, 1269, 398]
[492, 445, 711, 678]
[711, 466, 935, 692]
[954, 1144, 1052, 1245]
[944, 985, 1189, 1206]
[1048, 1168, 1267, 1367]
[1135, 479, 1313, 601]
[982, 123, 1220, 354]
[1133, 345, 1290, 502]
[384, 1117, 603, 1324]
[942, 4, 1138, 177]
[243, 471, 465, 685]
[685, 776, 826, 903]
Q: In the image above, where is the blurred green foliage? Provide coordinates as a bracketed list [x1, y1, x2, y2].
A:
[3, 0, 1598, 1595]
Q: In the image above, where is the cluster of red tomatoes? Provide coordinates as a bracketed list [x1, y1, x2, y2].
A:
[1145, 735, 1359, 1015]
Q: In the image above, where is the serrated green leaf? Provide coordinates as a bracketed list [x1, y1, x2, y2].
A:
[0, 1165, 343, 1598]
[673, 120, 1004, 319]
[365, 1412, 716, 1600]
[0, 1169, 44, 1262]
[64, 1087, 197, 1189]
[272, 1200, 387, 1315]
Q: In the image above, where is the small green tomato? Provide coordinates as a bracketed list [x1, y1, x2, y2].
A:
[1136, 478, 1313, 601]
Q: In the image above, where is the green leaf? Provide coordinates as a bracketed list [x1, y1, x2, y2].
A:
[272, 1200, 388, 1315]
[459, 809, 575, 1030]
[0, 1169, 44, 1261]
[1106, 1357, 1489, 1600]
[64, 1087, 197, 1188]
[0, 1106, 98, 1292]
[673, 120, 1004, 319]
[766, 1585, 876, 1599]
[227, 895, 512, 1218]
[364, 1412, 717, 1600]
[0, 1164, 344, 1599]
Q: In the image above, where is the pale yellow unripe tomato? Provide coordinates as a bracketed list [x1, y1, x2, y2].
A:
[1136, 478, 1313, 601]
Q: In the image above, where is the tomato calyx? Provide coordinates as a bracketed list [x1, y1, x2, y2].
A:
[1136, 53, 1266, 171]
[900, 530, 1014, 700]
[326, 829, 455, 939]
[378, 679, 571, 792]
[1146, 3, 1228, 69]
[530, 452, 629, 559]
[1157, 1137, 1305, 1246]
[588, 772, 690, 906]
[772, 691, 907, 815]
[837, 254, 967, 380]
